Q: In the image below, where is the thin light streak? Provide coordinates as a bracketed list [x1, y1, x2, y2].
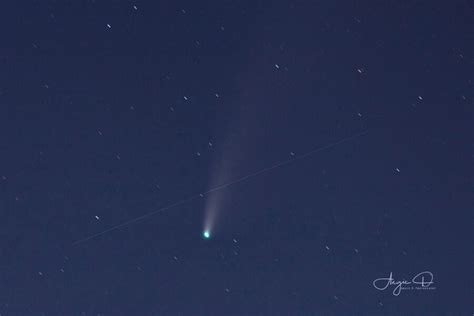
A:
[72, 130, 368, 245]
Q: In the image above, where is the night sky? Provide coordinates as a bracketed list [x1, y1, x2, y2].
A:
[0, 1, 473, 315]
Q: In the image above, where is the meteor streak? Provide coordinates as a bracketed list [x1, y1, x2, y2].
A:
[72, 130, 368, 245]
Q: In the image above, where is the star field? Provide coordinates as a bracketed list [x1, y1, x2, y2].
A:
[0, 1, 473, 315]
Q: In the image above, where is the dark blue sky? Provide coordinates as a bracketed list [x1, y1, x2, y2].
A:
[0, 0, 472, 315]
